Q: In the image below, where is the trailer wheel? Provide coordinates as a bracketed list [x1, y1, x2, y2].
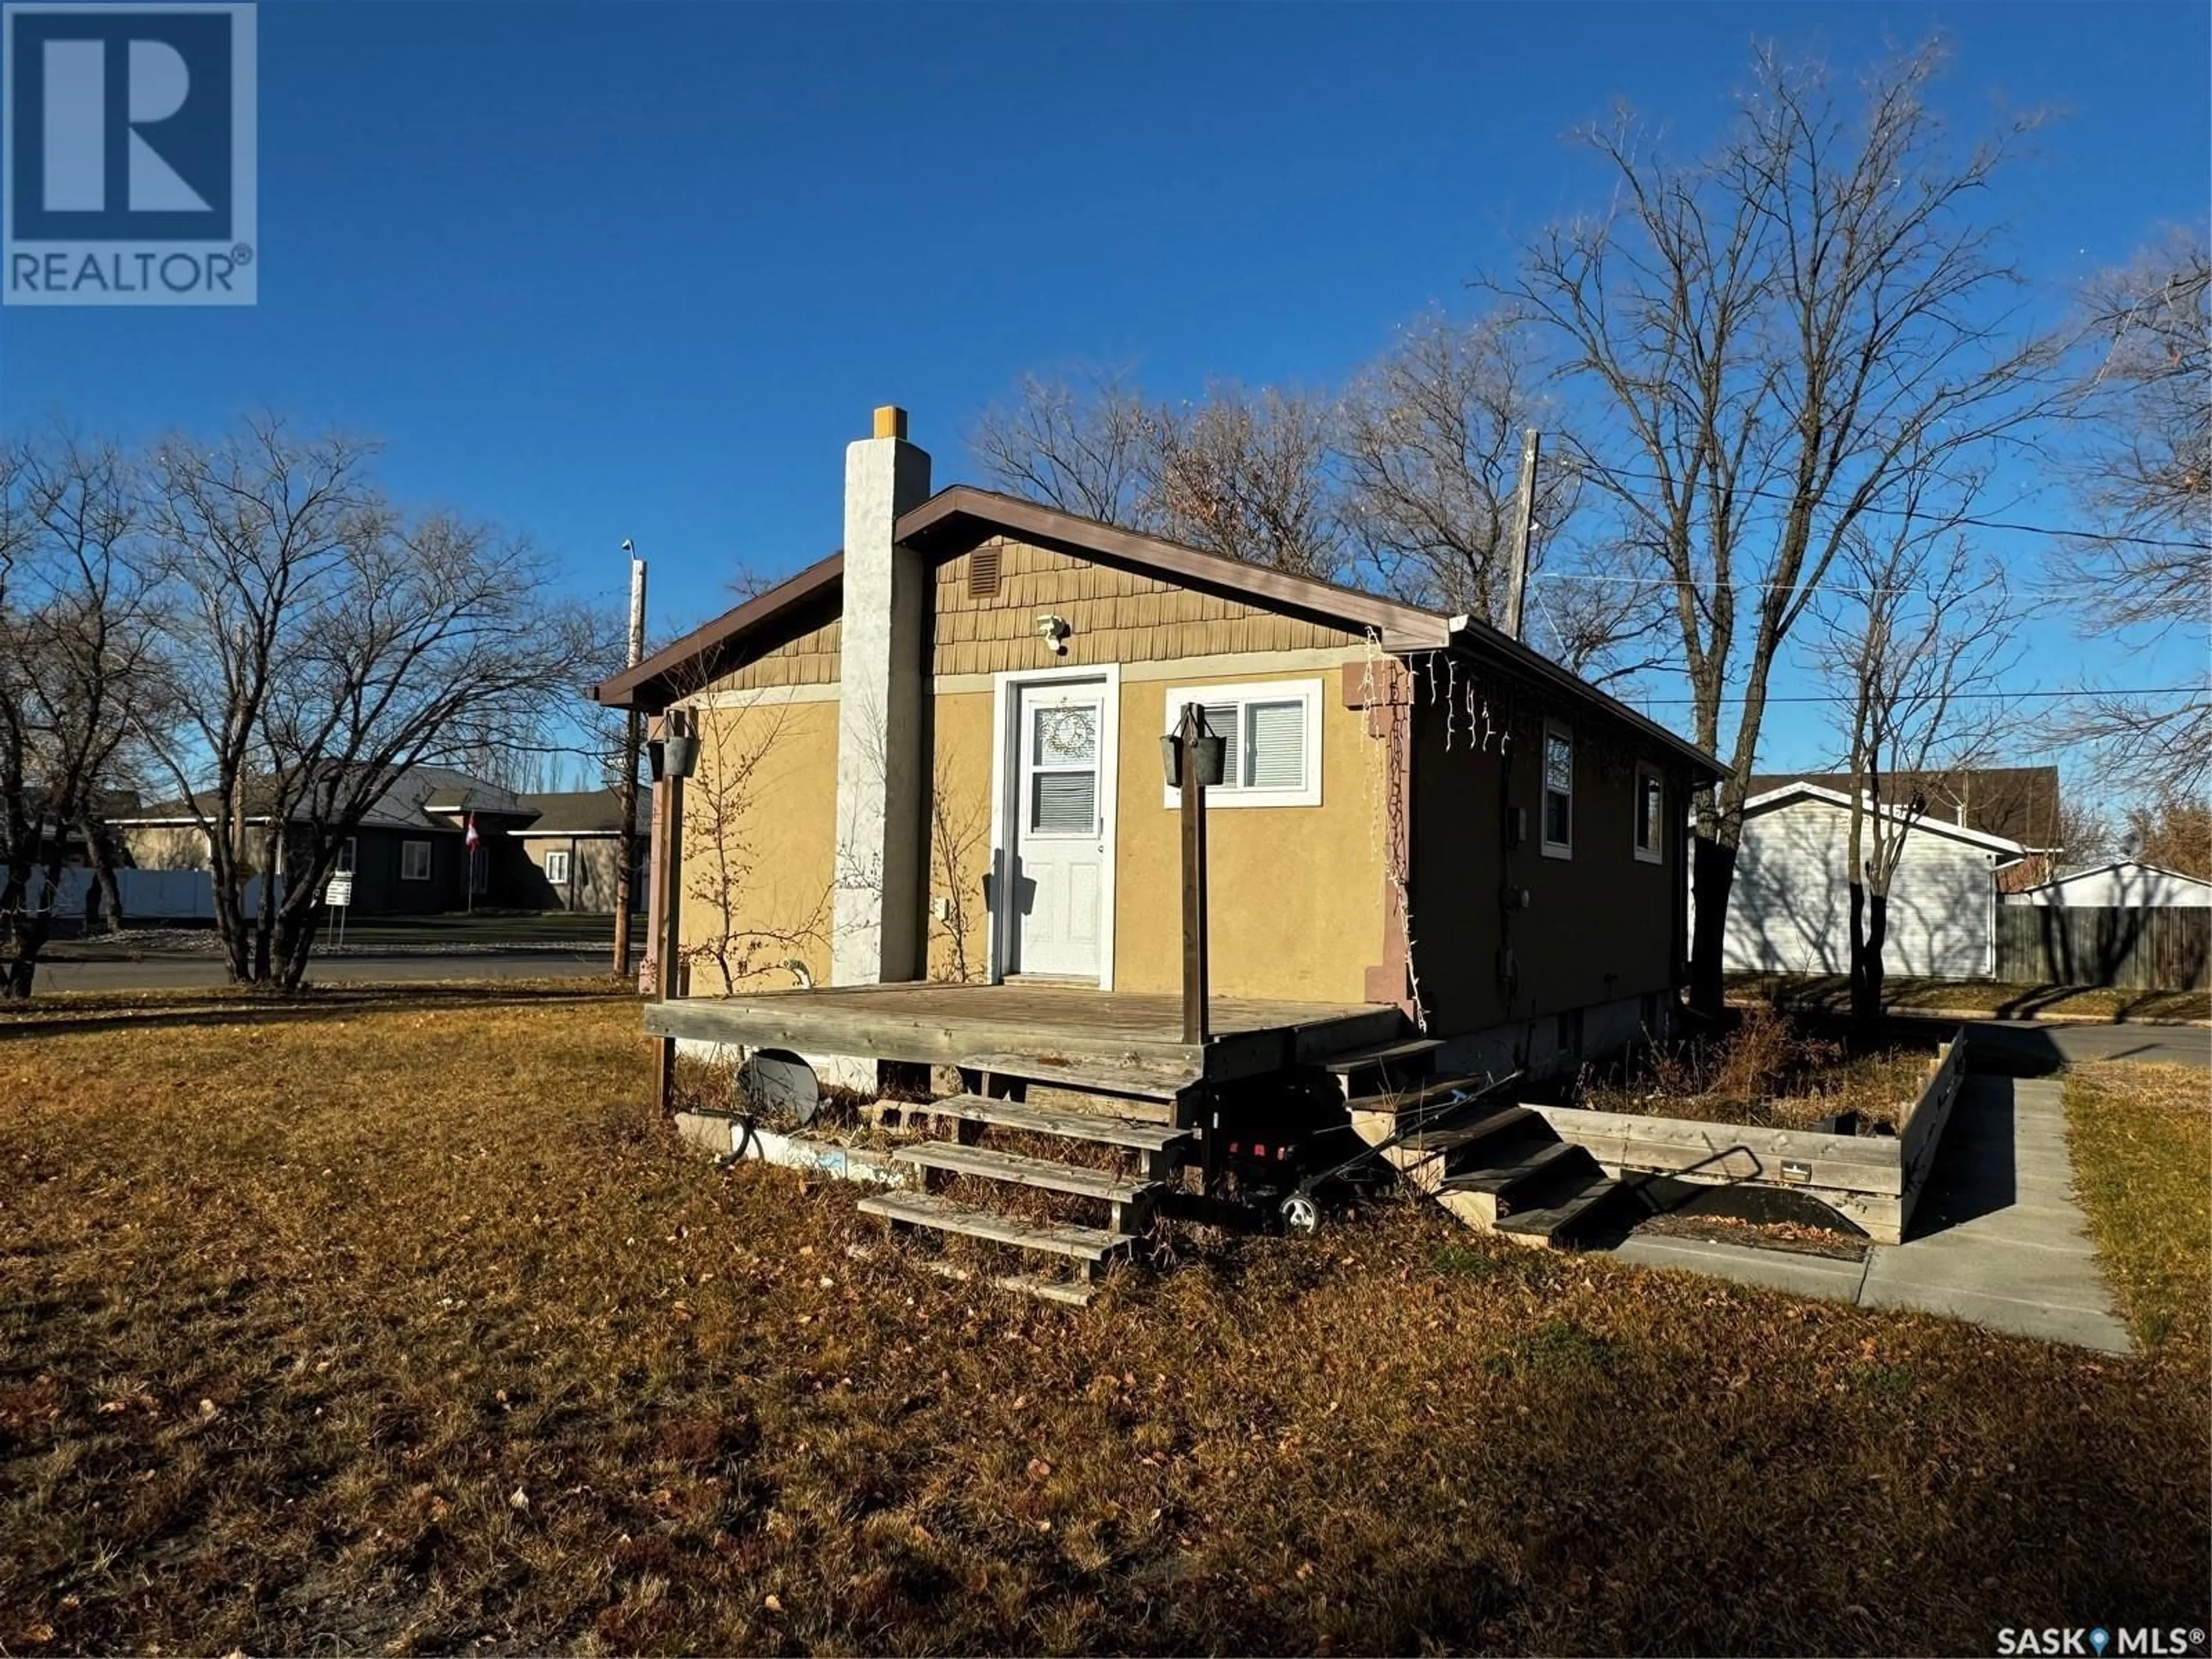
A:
[1279, 1193, 1321, 1237]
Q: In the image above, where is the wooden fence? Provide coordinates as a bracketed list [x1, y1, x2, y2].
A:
[1994, 905, 2211, 991]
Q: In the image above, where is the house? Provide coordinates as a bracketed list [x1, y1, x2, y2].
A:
[499, 788, 650, 913]
[2003, 860, 2212, 908]
[113, 766, 540, 916]
[1749, 765, 2063, 892]
[1714, 781, 2027, 979]
[593, 407, 1723, 1081]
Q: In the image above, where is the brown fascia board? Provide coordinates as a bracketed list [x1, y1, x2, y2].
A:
[1443, 613, 1727, 779]
[591, 552, 844, 712]
[895, 487, 1454, 649]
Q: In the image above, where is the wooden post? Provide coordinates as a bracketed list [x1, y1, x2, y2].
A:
[652, 710, 688, 1115]
[1501, 427, 1540, 642]
[1179, 702, 1210, 1047]
[612, 553, 647, 978]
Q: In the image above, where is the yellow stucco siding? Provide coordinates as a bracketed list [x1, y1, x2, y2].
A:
[1113, 666, 1386, 1003]
[923, 690, 997, 983]
[931, 537, 1360, 677]
[675, 694, 840, 995]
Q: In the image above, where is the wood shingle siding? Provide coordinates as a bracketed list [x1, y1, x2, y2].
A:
[705, 613, 842, 693]
[930, 537, 1360, 679]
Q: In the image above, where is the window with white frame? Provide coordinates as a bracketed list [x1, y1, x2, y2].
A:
[1540, 722, 1573, 858]
[1160, 679, 1323, 809]
[544, 849, 573, 885]
[400, 839, 433, 881]
[1634, 764, 1664, 863]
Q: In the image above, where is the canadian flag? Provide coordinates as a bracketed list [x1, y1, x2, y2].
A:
[465, 813, 479, 851]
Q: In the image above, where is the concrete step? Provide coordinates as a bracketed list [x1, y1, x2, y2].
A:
[962, 1052, 1197, 1104]
[910, 1092, 1192, 1153]
[893, 1140, 1156, 1206]
[859, 1189, 1127, 1263]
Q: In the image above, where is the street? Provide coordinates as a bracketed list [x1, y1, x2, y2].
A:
[28, 950, 620, 994]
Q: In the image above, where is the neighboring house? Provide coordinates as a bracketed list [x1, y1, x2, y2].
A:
[501, 788, 650, 913]
[1714, 782, 2026, 979]
[593, 406, 1724, 1080]
[2003, 860, 2212, 908]
[1748, 764, 2063, 891]
[112, 766, 540, 916]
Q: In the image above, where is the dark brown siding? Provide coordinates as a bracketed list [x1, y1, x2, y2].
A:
[1407, 690, 1687, 1037]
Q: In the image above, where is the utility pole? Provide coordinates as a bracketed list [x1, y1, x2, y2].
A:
[1501, 427, 1540, 643]
[612, 547, 646, 979]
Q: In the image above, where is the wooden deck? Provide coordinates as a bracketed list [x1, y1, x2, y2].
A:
[643, 980, 1404, 1081]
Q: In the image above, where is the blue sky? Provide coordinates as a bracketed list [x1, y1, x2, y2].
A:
[2, 0, 2205, 778]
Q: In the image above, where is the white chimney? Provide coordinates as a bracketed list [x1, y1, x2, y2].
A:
[831, 406, 932, 985]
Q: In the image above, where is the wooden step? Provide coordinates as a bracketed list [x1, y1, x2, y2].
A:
[859, 1190, 1127, 1262]
[1438, 1141, 1594, 1224]
[909, 1092, 1191, 1153]
[893, 1141, 1156, 1205]
[1405, 1104, 1542, 1156]
[1345, 1073, 1496, 1118]
[913, 1256, 1097, 1308]
[1323, 1036, 1444, 1074]
[1490, 1175, 1627, 1248]
[963, 1052, 1197, 1104]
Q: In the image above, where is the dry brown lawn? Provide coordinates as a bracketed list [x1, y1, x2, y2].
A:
[2065, 1062, 2212, 1355]
[1731, 971, 2211, 1024]
[2, 984, 2207, 1654]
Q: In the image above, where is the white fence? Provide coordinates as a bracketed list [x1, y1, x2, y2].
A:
[34, 868, 279, 922]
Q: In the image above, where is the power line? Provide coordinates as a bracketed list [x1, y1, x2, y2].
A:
[1634, 684, 2204, 706]
[1583, 459, 2205, 552]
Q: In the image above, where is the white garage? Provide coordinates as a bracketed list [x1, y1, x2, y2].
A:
[1709, 783, 2026, 980]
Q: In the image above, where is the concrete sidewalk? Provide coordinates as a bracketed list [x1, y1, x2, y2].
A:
[1611, 1074, 2133, 1354]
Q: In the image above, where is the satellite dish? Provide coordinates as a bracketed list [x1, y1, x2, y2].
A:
[738, 1051, 820, 1127]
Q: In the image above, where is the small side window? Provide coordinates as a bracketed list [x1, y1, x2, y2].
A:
[400, 839, 433, 881]
[545, 849, 573, 885]
[1634, 765, 1665, 864]
[1541, 723, 1573, 859]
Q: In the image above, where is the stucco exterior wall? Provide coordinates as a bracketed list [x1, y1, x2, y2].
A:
[1113, 665, 1385, 1003]
[1408, 690, 1688, 1039]
[931, 536, 1361, 677]
[676, 692, 842, 994]
[922, 690, 998, 982]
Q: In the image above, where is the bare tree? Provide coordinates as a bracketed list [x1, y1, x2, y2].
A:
[1815, 495, 2018, 1025]
[0, 437, 166, 997]
[673, 693, 831, 994]
[925, 745, 991, 983]
[2052, 229, 2210, 791]
[969, 371, 1346, 578]
[142, 417, 604, 990]
[1495, 40, 2061, 1014]
[2124, 790, 2212, 881]
[1336, 309, 1667, 680]
[969, 368, 1155, 525]
[1149, 382, 1346, 579]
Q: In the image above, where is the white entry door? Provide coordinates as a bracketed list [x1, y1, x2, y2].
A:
[1009, 680, 1111, 979]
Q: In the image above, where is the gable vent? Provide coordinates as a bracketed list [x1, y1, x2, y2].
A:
[967, 544, 1002, 599]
